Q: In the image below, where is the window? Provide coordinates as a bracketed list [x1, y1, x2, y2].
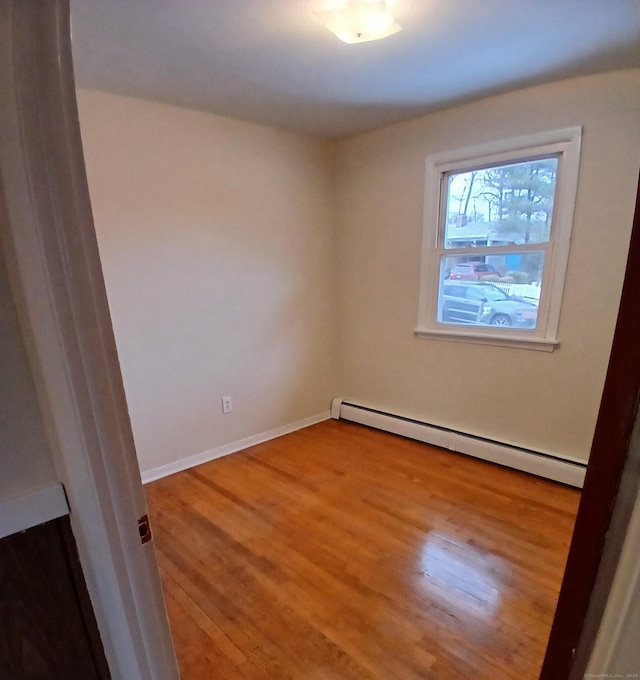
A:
[416, 127, 581, 351]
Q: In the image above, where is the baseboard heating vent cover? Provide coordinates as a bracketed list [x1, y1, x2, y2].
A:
[331, 398, 586, 488]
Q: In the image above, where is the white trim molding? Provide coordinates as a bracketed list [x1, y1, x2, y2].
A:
[0, 3, 179, 678]
[417, 126, 582, 350]
[142, 411, 331, 484]
[414, 327, 559, 352]
[584, 397, 640, 677]
[0, 483, 69, 540]
[586, 489, 640, 676]
[331, 399, 586, 487]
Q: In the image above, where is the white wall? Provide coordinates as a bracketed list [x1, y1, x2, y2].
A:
[0, 249, 56, 500]
[78, 71, 639, 472]
[77, 91, 338, 474]
[335, 70, 640, 462]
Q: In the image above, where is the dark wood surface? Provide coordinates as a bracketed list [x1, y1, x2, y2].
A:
[146, 420, 579, 680]
[540, 178, 640, 680]
[0, 516, 110, 680]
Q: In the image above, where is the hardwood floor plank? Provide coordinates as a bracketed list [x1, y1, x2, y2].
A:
[161, 567, 248, 667]
[145, 420, 580, 680]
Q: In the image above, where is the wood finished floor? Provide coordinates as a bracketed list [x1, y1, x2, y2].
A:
[145, 420, 580, 680]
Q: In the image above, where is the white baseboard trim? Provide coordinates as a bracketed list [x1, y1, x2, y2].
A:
[141, 411, 332, 484]
[331, 398, 586, 488]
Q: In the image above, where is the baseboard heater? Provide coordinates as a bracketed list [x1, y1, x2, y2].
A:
[331, 399, 586, 488]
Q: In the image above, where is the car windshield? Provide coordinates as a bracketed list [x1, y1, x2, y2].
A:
[477, 286, 509, 301]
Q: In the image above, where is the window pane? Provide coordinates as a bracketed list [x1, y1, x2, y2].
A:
[437, 252, 544, 329]
[443, 157, 558, 249]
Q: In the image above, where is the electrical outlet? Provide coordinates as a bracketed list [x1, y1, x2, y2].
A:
[221, 396, 233, 414]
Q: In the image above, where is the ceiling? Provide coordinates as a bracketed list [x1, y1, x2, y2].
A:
[70, 0, 640, 139]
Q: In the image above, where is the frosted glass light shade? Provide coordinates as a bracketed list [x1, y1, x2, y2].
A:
[314, 1, 402, 44]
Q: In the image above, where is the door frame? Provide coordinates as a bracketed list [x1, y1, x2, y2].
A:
[540, 176, 640, 679]
[0, 2, 178, 678]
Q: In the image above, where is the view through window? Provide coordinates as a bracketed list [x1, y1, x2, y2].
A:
[417, 127, 582, 350]
[438, 157, 557, 329]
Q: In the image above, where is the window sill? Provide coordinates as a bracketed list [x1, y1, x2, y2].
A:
[414, 327, 559, 352]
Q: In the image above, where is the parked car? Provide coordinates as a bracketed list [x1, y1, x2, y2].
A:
[440, 282, 538, 328]
[447, 262, 501, 281]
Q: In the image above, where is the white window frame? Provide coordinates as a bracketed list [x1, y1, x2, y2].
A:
[416, 127, 582, 352]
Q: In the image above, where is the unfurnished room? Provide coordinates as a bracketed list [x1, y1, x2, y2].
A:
[1, 1, 640, 679]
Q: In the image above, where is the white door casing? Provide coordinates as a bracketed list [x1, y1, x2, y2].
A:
[0, 2, 179, 678]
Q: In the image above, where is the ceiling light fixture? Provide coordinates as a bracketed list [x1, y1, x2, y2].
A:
[313, 0, 402, 44]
